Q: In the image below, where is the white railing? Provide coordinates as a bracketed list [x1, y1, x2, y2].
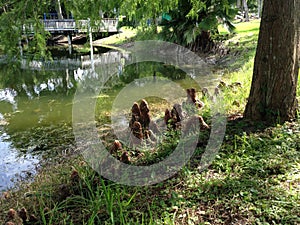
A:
[43, 19, 76, 32]
[42, 18, 118, 33]
[22, 18, 118, 34]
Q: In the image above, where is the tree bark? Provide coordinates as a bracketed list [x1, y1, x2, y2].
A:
[237, 0, 241, 9]
[257, 0, 262, 18]
[244, 0, 300, 123]
[56, 0, 63, 19]
[242, 0, 249, 21]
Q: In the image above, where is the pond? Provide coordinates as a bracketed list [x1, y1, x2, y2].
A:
[0, 125, 39, 191]
[0, 45, 220, 192]
[0, 46, 101, 192]
[0, 59, 77, 192]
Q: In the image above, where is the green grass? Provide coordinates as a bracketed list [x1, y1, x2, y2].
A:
[1, 19, 300, 225]
[218, 19, 260, 35]
[93, 26, 138, 46]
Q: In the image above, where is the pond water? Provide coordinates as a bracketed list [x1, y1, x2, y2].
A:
[0, 126, 39, 191]
[0, 46, 220, 192]
[0, 49, 134, 191]
[0, 47, 88, 192]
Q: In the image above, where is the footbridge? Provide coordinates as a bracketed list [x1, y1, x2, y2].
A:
[23, 18, 119, 34]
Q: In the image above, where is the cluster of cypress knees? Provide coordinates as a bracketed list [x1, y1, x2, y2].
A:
[110, 88, 210, 164]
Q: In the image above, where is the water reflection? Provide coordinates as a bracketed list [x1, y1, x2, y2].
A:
[0, 88, 17, 111]
[0, 121, 39, 192]
[0, 66, 77, 131]
[0, 62, 79, 192]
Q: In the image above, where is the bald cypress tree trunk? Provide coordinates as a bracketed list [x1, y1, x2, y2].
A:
[244, 0, 300, 123]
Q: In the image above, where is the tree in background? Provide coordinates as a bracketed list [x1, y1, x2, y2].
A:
[244, 0, 299, 122]
[120, 0, 237, 52]
[257, 0, 263, 18]
[55, 0, 63, 19]
[0, 0, 51, 59]
[0, 0, 238, 58]
[236, 0, 262, 20]
[236, 0, 249, 21]
[242, 0, 249, 21]
[118, 0, 179, 29]
[65, 0, 121, 20]
[164, 0, 237, 52]
[0, 0, 122, 59]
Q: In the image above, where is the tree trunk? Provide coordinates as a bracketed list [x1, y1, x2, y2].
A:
[242, 0, 249, 21]
[56, 0, 63, 19]
[237, 0, 241, 9]
[194, 31, 215, 53]
[244, 0, 300, 123]
[257, 0, 262, 18]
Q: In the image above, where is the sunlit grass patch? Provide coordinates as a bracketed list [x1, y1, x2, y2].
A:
[218, 19, 260, 36]
[220, 59, 253, 115]
[94, 26, 138, 46]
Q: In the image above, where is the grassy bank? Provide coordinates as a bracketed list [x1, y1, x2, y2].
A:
[1, 20, 300, 225]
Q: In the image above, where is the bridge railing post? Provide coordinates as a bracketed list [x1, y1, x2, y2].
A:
[88, 18, 94, 71]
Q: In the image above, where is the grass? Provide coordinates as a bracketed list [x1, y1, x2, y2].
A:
[1, 19, 300, 224]
[93, 26, 138, 46]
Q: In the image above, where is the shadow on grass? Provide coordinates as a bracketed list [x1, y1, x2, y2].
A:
[216, 32, 258, 73]
[182, 117, 300, 224]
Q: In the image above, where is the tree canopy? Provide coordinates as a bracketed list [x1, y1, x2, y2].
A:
[0, 0, 50, 58]
[0, 0, 243, 58]
[0, 0, 121, 59]
[158, 0, 237, 51]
